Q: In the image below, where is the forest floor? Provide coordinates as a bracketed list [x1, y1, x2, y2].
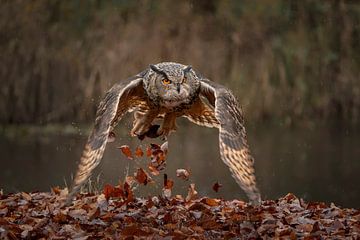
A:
[0, 189, 359, 239]
[1, 143, 359, 239]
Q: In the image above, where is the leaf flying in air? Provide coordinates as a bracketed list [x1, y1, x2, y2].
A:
[118, 145, 133, 159]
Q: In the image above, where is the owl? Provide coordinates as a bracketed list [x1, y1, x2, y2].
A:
[66, 62, 261, 205]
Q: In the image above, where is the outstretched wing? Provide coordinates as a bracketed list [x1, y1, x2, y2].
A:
[66, 75, 147, 204]
[183, 97, 220, 128]
[198, 79, 261, 205]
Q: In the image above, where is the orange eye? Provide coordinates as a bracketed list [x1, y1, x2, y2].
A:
[162, 79, 171, 85]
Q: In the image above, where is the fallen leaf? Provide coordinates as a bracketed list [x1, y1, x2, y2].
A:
[124, 182, 134, 203]
[146, 146, 152, 157]
[21, 192, 32, 201]
[118, 145, 133, 159]
[103, 184, 114, 200]
[162, 188, 172, 199]
[51, 186, 61, 195]
[186, 183, 198, 202]
[201, 198, 221, 207]
[176, 169, 190, 180]
[135, 168, 150, 185]
[135, 146, 144, 157]
[88, 207, 100, 221]
[160, 141, 168, 154]
[53, 212, 68, 223]
[163, 174, 174, 189]
[212, 182, 222, 192]
[103, 184, 124, 200]
[148, 164, 160, 176]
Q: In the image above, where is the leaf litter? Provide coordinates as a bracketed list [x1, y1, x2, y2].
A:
[1, 142, 359, 239]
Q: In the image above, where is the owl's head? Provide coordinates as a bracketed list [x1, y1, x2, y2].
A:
[144, 62, 200, 108]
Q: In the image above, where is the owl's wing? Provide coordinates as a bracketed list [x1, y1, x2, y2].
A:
[66, 75, 146, 205]
[183, 97, 220, 128]
[198, 79, 261, 205]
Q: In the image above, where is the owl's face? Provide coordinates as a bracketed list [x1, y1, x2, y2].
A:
[144, 62, 200, 108]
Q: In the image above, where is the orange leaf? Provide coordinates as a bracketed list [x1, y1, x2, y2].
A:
[163, 174, 174, 189]
[135, 168, 149, 185]
[124, 182, 134, 203]
[103, 184, 115, 200]
[201, 198, 221, 207]
[146, 146, 152, 157]
[148, 164, 160, 176]
[118, 145, 133, 159]
[135, 146, 144, 157]
[103, 183, 124, 200]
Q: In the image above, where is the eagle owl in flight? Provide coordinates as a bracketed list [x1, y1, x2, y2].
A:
[67, 62, 261, 205]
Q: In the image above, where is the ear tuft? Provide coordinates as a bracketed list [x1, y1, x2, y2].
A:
[150, 64, 160, 73]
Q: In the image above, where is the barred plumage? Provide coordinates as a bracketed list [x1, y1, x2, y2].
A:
[66, 62, 261, 205]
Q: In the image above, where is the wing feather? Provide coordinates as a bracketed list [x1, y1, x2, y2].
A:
[199, 79, 261, 205]
[183, 97, 219, 128]
[66, 76, 146, 204]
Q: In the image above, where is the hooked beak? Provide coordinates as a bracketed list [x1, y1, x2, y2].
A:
[176, 83, 181, 93]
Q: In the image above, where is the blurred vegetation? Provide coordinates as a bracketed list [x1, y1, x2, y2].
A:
[1, 0, 359, 126]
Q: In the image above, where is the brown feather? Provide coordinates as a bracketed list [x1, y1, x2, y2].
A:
[198, 79, 261, 205]
[65, 76, 146, 205]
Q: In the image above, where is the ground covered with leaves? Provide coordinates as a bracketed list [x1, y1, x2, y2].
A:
[1, 143, 359, 239]
[0, 190, 359, 239]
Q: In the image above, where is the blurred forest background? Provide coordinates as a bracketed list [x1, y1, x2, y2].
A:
[1, 0, 360, 127]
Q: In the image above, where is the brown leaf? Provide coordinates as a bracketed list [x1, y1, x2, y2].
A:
[121, 224, 150, 236]
[135, 146, 144, 157]
[135, 168, 150, 185]
[124, 182, 134, 203]
[118, 145, 133, 159]
[201, 198, 221, 207]
[150, 143, 161, 150]
[146, 146, 152, 157]
[160, 141, 168, 154]
[53, 212, 68, 223]
[147, 142, 167, 171]
[212, 182, 222, 192]
[148, 164, 160, 176]
[125, 176, 136, 188]
[163, 174, 174, 189]
[88, 207, 100, 221]
[103, 184, 124, 200]
[103, 184, 114, 200]
[51, 186, 61, 195]
[162, 188, 172, 199]
[176, 169, 190, 180]
[20, 192, 32, 201]
[186, 183, 198, 202]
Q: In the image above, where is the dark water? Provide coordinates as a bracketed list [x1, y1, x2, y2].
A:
[1, 122, 359, 208]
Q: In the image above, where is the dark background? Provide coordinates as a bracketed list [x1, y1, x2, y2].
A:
[1, 0, 359, 126]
